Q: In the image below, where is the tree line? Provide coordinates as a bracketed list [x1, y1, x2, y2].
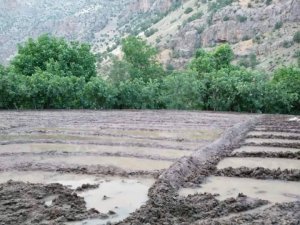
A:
[0, 34, 299, 114]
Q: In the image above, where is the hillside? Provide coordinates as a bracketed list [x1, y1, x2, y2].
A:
[0, 0, 299, 71]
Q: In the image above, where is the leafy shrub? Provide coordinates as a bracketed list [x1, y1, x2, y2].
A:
[208, 0, 234, 12]
[282, 40, 293, 48]
[236, 15, 247, 23]
[293, 31, 300, 43]
[223, 15, 230, 21]
[184, 7, 193, 14]
[242, 35, 251, 41]
[187, 11, 204, 22]
[274, 21, 283, 30]
[238, 53, 258, 69]
[144, 28, 158, 37]
[266, 0, 272, 5]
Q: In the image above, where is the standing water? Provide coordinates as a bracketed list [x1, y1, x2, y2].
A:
[0, 171, 154, 225]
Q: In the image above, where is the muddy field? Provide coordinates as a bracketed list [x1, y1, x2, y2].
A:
[0, 111, 299, 224]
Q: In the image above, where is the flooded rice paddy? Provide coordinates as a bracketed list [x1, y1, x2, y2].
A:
[0, 111, 247, 224]
[179, 176, 300, 203]
[179, 115, 300, 212]
[1, 112, 299, 224]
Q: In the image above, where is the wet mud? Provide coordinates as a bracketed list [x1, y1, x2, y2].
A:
[231, 151, 300, 159]
[118, 192, 268, 225]
[196, 201, 300, 225]
[0, 181, 103, 225]
[214, 167, 300, 181]
[117, 115, 300, 224]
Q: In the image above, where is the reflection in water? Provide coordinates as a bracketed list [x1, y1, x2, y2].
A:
[68, 179, 151, 225]
[245, 138, 300, 144]
[179, 176, 300, 203]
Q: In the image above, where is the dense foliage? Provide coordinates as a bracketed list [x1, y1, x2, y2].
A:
[11, 34, 96, 80]
[0, 35, 299, 114]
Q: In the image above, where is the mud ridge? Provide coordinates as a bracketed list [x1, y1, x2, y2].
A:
[116, 117, 261, 224]
[253, 128, 300, 133]
[196, 201, 300, 225]
[118, 193, 268, 225]
[214, 167, 300, 181]
[230, 151, 300, 159]
[243, 142, 300, 149]
[0, 163, 161, 178]
[247, 134, 300, 140]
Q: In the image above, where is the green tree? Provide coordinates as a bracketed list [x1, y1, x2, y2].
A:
[26, 70, 86, 109]
[213, 44, 234, 70]
[0, 70, 29, 109]
[11, 34, 96, 80]
[160, 71, 205, 109]
[83, 77, 117, 109]
[122, 36, 164, 81]
[116, 78, 161, 109]
[271, 66, 300, 112]
[190, 49, 216, 74]
[107, 57, 131, 85]
[0, 65, 5, 76]
[190, 44, 234, 75]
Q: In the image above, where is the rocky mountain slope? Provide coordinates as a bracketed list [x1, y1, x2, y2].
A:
[0, 0, 299, 71]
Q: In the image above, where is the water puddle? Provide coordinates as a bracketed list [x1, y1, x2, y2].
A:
[0, 171, 154, 225]
[37, 155, 173, 171]
[69, 179, 151, 225]
[0, 134, 202, 150]
[217, 157, 300, 170]
[289, 117, 300, 122]
[179, 176, 300, 203]
[44, 195, 57, 207]
[0, 143, 192, 159]
[245, 138, 300, 144]
[247, 131, 300, 138]
[233, 146, 300, 154]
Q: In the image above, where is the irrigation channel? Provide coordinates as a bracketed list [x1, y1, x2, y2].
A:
[0, 111, 299, 224]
